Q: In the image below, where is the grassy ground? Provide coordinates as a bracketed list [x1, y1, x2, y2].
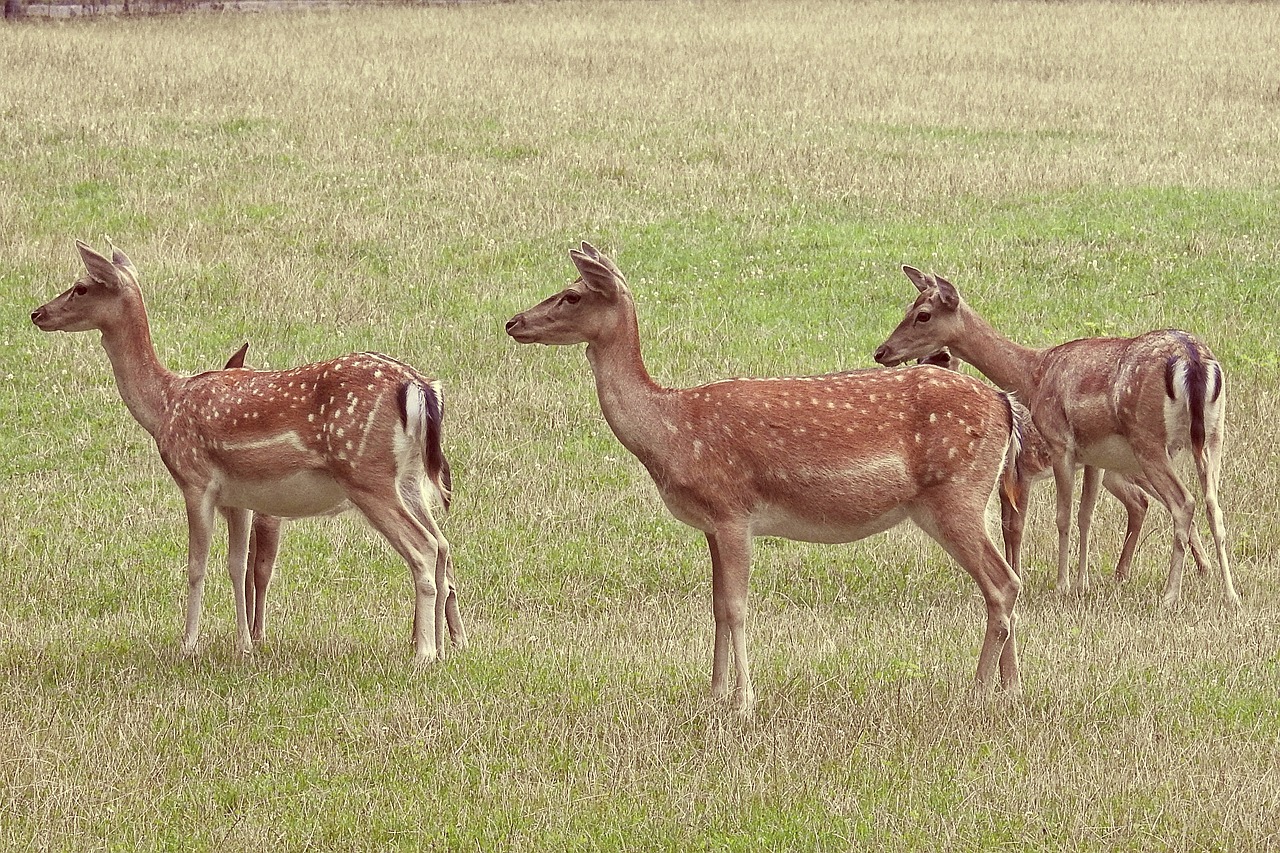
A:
[2, 1, 1279, 849]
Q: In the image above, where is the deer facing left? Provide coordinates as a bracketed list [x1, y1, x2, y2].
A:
[31, 241, 466, 660]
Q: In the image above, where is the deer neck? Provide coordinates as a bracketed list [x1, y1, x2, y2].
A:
[96, 294, 177, 438]
[584, 310, 676, 463]
[949, 303, 1045, 400]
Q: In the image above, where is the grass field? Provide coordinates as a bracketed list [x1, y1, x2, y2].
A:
[2, 1, 1279, 849]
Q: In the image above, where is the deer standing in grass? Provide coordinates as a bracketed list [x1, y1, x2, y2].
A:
[218, 343, 466, 652]
[875, 267, 1238, 607]
[918, 349, 1152, 582]
[31, 241, 467, 659]
[505, 243, 1023, 713]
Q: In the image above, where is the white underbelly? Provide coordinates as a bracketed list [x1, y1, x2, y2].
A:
[752, 505, 909, 545]
[1079, 435, 1141, 472]
[217, 470, 351, 518]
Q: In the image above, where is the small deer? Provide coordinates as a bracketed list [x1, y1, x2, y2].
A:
[506, 243, 1023, 713]
[875, 266, 1238, 607]
[917, 349, 1152, 582]
[31, 241, 466, 659]
[218, 343, 466, 651]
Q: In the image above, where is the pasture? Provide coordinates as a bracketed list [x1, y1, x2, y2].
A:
[1, 1, 1278, 848]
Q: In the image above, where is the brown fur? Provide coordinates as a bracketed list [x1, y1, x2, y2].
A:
[917, 350, 1151, 582]
[507, 243, 1022, 713]
[875, 266, 1238, 607]
[31, 242, 467, 658]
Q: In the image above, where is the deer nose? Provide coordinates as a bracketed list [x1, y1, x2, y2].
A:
[504, 316, 521, 334]
[30, 307, 45, 324]
[872, 345, 891, 364]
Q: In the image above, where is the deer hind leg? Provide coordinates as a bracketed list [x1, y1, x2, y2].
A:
[350, 487, 443, 662]
[221, 506, 254, 655]
[912, 501, 1021, 695]
[1196, 429, 1240, 608]
[442, 554, 468, 650]
[705, 527, 754, 714]
[1074, 466, 1104, 594]
[246, 513, 282, 644]
[400, 476, 460, 655]
[181, 496, 216, 658]
[1137, 461, 1197, 607]
[1103, 473, 1148, 583]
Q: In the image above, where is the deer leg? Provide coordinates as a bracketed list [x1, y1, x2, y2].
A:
[247, 513, 282, 644]
[1196, 430, 1240, 608]
[1050, 458, 1078, 595]
[181, 497, 215, 658]
[1074, 466, 1104, 594]
[351, 489, 442, 662]
[1102, 472, 1148, 583]
[914, 505, 1021, 695]
[401, 477, 457, 656]
[222, 506, 253, 655]
[1137, 463, 1196, 607]
[705, 527, 754, 714]
[1000, 476, 1031, 579]
[443, 554, 469, 650]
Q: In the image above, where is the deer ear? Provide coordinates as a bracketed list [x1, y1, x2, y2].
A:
[570, 248, 623, 298]
[934, 275, 960, 309]
[111, 247, 136, 276]
[77, 240, 121, 288]
[224, 342, 250, 370]
[579, 241, 601, 260]
[901, 265, 933, 293]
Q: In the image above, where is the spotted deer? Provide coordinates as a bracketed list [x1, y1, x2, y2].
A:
[918, 349, 1152, 582]
[876, 267, 1238, 607]
[31, 241, 466, 659]
[218, 343, 465, 652]
[506, 243, 1023, 713]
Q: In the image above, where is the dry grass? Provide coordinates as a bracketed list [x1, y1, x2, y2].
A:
[2, 1, 1279, 849]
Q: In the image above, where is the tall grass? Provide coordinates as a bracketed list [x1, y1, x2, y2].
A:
[2, 2, 1279, 849]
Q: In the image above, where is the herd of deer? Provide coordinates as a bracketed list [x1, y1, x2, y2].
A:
[31, 240, 1238, 714]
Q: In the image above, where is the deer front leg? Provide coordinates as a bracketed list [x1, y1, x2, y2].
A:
[1050, 458, 1078, 595]
[181, 498, 215, 658]
[222, 506, 253, 655]
[1074, 466, 1104, 593]
[706, 528, 754, 714]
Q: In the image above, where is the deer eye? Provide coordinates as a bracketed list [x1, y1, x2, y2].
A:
[563, 291, 581, 305]
[73, 284, 88, 297]
[916, 310, 931, 324]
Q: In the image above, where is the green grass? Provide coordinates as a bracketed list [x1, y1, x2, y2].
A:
[3, 1, 1280, 849]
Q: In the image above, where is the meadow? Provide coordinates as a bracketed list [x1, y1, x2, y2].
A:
[2, 1, 1279, 849]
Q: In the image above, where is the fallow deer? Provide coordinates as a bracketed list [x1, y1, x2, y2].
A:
[218, 343, 466, 651]
[506, 243, 1023, 713]
[875, 267, 1238, 607]
[31, 241, 466, 659]
[918, 349, 1152, 582]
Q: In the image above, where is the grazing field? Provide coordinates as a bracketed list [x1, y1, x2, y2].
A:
[2, 1, 1279, 848]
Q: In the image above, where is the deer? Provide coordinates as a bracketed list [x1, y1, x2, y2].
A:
[217, 342, 466, 652]
[874, 266, 1239, 608]
[917, 349, 1152, 582]
[31, 241, 467, 660]
[505, 243, 1023, 714]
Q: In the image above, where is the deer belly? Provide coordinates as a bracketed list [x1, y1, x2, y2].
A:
[1079, 436, 1141, 472]
[752, 505, 910, 544]
[217, 470, 351, 518]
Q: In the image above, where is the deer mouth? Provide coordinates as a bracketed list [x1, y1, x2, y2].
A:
[872, 345, 908, 367]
